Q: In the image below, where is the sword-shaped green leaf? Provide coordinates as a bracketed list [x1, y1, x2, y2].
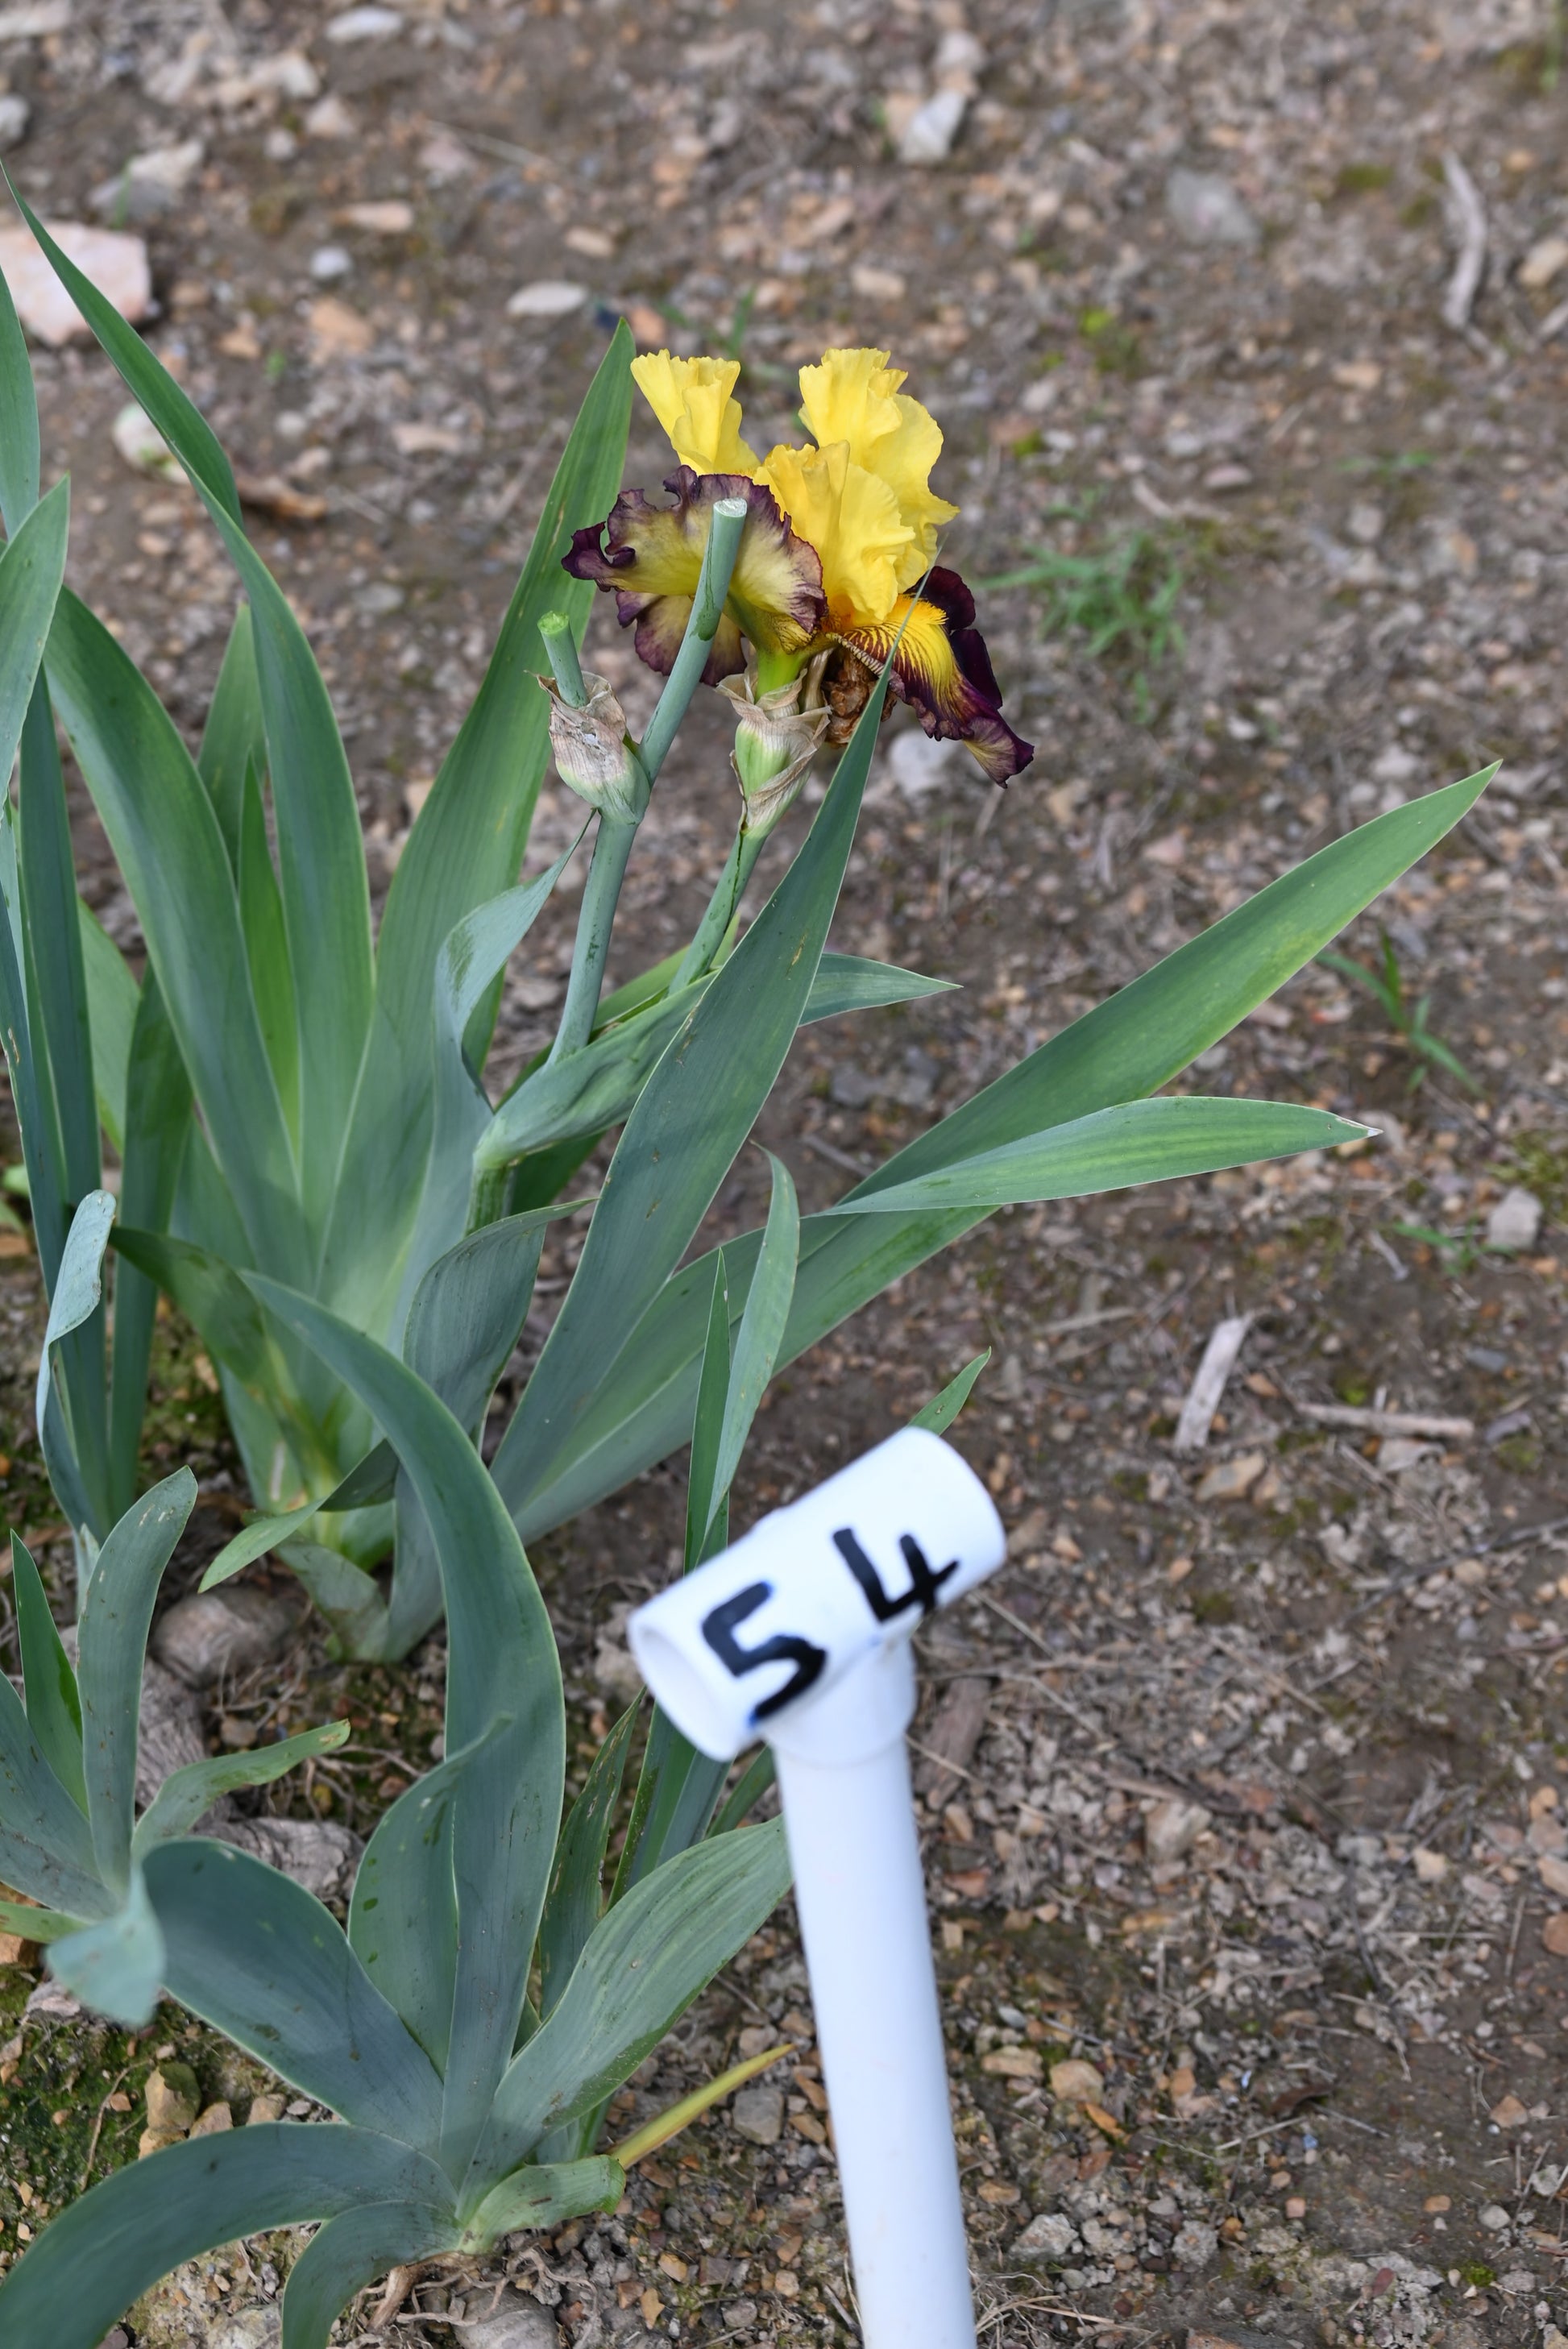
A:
[0, 2123, 452, 2349]
[143, 1839, 446, 2144]
[10, 1533, 85, 1812]
[131, 1719, 350, 1857]
[48, 1858, 163, 2026]
[77, 1467, 196, 1894]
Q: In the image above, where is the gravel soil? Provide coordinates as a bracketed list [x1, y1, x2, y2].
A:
[2, 2, 1568, 2347]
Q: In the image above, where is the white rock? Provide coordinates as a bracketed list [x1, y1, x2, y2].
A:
[1520, 234, 1568, 292]
[0, 93, 28, 148]
[1172, 2219, 1218, 2270]
[208, 2314, 281, 2349]
[1479, 2203, 1512, 2231]
[210, 52, 319, 107]
[91, 137, 204, 223]
[218, 1817, 361, 1905]
[151, 1587, 295, 1686]
[1143, 1797, 1211, 1865]
[0, 2, 69, 35]
[1014, 2212, 1078, 2260]
[1487, 1186, 1543, 1254]
[934, 27, 985, 88]
[506, 278, 590, 318]
[326, 4, 404, 39]
[464, 2303, 562, 2349]
[111, 400, 183, 482]
[898, 85, 968, 165]
[887, 729, 964, 800]
[731, 2082, 785, 2144]
[1165, 168, 1259, 248]
[1371, 743, 1419, 785]
[0, 221, 150, 346]
[310, 243, 353, 282]
[304, 93, 357, 139]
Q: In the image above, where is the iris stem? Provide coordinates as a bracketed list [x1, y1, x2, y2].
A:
[673, 823, 769, 990]
[548, 812, 639, 1065]
[539, 608, 587, 707]
[543, 498, 749, 1071]
[637, 496, 747, 786]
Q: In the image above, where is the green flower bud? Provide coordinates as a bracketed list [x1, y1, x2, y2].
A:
[717, 663, 830, 840]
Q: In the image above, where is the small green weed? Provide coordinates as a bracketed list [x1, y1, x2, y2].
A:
[1387, 1218, 1482, 1272]
[1334, 162, 1395, 197]
[1317, 929, 1479, 1096]
[981, 507, 1188, 720]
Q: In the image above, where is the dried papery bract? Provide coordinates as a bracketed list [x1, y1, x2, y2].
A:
[542, 670, 646, 827]
[719, 662, 832, 840]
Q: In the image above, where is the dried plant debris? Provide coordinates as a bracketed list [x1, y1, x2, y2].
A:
[2, 0, 1568, 2341]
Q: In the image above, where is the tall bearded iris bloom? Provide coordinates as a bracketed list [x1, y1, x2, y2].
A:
[565, 347, 1033, 786]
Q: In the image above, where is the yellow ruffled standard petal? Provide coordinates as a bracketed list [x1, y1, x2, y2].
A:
[630, 351, 760, 475]
[757, 442, 913, 631]
[797, 347, 958, 587]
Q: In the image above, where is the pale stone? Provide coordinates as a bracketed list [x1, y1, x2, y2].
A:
[1048, 2057, 1104, 2103]
[507, 279, 590, 318]
[1487, 1186, 1542, 1254]
[898, 85, 968, 165]
[326, 4, 403, 39]
[152, 1587, 293, 1687]
[1520, 234, 1568, 290]
[1173, 2219, 1219, 2269]
[731, 2082, 785, 2144]
[1144, 1797, 1211, 1865]
[1014, 2212, 1078, 2260]
[0, 221, 150, 346]
[1194, 1450, 1267, 1503]
[91, 138, 203, 224]
[1165, 169, 1258, 247]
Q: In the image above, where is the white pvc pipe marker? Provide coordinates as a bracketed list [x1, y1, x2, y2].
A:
[629, 1427, 1006, 2349]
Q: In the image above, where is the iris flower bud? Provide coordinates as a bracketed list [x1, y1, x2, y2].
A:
[541, 670, 649, 826]
[717, 660, 832, 840]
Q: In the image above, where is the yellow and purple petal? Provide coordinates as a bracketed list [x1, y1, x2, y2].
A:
[839, 567, 1033, 785]
[564, 468, 824, 687]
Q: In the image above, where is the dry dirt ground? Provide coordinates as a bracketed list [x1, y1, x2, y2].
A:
[2, 0, 1568, 2346]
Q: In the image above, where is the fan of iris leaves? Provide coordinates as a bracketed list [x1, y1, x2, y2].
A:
[0, 1272, 791, 2347]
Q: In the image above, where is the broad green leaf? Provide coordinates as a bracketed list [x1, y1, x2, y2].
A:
[143, 1839, 446, 2145]
[200, 1205, 579, 1587]
[684, 1254, 732, 1574]
[537, 1701, 638, 2019]
[197, 604, 263, 871]
[238, 759, 301, 1143]
[0, 799, 61, 1287]
[347, 1729, 485, 2071]
[475, 1817, 790, 2184]
[708, 1745, 775, 1837]
[492, 665, 886, 1524]
[280, 2202, 458, 2349]
[35, 1189, 114, 1537]
[483, 951, 949, 1175]
[76, 901, 138, 1150]
[0, 1895, 78, 1942]
[0, 484, 69, 827]
[240, 1282, 564, 2177]
[108, 973, 193, 1519]
[0, 2123, 452, 2349]
[131, 1719, 350, 1857]
[10, 1533, 85, 1812]
[77, 1467, 197, 1894]
[710, 1152, 798, 1516]
[15, 189, 370, 1239]
[48, 1859, 163, 2027]
[463, 2156, 623, 2247]
[46, 587, 305, 1280]
[321, 327, 633, 1326]
[802, 949, 957, 1024]
[0, 246, 39, 533]
[501, 766, 1495, 1540]
[0, 1666, 106, 1915]
[910, 1350, 990, 1434]
[7, 185, 240, 519]
[834, 1097, 1365, 1214]
[392, 839, 584, 1330]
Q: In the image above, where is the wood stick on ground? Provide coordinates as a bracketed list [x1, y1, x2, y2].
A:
[1441, 151, 1487, 330]
[1172, 1314, 1254, 1454]
[1294, 1403, 1475, 1440]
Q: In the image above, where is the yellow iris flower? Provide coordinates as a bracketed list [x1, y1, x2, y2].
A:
[568, 345, 1031, 783]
